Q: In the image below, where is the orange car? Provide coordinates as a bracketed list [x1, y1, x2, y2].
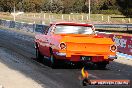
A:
[35, 22, 117, 68]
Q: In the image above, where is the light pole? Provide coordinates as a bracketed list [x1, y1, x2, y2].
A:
[88, 0, 91, 20]
[13, 3, 16, 21]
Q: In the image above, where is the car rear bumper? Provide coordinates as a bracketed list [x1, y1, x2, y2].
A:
[108, 55, 117, 59]
[54, 52, 116, 62]
[56, 52, 66, 56]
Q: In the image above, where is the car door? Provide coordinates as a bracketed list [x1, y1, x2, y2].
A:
[39, 25, 56, 57]
[42, 25, 55, 57]
[38, 27, 50, 57]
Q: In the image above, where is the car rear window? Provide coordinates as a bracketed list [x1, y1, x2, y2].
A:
[54, 25, 93, 34]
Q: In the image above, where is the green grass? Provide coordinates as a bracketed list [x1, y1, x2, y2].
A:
[0, 12, 131, 24]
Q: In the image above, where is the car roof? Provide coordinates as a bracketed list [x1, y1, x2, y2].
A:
[50, 22, 93, 27]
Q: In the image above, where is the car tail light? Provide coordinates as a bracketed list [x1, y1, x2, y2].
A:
[60, 43, 66, 50]
[110, 45, 117, 52]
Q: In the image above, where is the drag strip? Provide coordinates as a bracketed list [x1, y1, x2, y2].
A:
[0, 28, 132, 88]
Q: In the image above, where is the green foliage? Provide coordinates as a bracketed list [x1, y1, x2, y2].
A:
[0, 0, 131, 16]
[98, 10, 122, 14]
[117, 0, 132, 17]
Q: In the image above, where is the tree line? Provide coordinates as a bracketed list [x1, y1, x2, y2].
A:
[0, 0, 131, 16]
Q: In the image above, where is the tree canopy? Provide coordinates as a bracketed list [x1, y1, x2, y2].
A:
[0, 0, 131, 16]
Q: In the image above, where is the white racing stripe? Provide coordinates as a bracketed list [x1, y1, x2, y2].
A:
[89, 74, 100, 79]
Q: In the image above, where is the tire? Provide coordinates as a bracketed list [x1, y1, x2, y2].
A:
[95, 62, 108, 69]
[49, 52, 57, 68]
[36, 47, 43, 62]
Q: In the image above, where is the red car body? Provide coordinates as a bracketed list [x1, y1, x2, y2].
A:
[35, 22, 117, 68]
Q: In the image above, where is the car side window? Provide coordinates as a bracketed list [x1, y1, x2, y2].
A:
[47, 25, 55, 35]
[43, 27, 49, 35]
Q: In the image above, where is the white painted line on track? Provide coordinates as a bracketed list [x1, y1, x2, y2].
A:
[117, 52, 132, 59]
[89, 74, 100, 79]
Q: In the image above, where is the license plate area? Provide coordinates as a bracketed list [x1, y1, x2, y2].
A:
[80, 56, 92, 61]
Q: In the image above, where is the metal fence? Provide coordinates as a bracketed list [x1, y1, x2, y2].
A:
[0, 19, 49, 34]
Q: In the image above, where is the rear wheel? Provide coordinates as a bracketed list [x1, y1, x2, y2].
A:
[49, 51, 58, 68]
[36, 46, 43, 62]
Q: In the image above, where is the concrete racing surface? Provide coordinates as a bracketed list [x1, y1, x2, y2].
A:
[0, 28, 132, 88]
[0, 48, 43, 88]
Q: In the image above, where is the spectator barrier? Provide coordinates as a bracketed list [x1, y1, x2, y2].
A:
[0, 19, 49, 34]
[98, 33, 132, 55]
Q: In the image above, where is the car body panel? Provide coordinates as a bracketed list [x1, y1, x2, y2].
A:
[35, 22, 117, 62]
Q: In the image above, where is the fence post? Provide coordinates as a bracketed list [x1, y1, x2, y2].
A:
[122, 19, 125, 23]
[128, 18, 131, 23]
[44, 14, 45, 19]
[34, 14, 36, 18]
[108, 16, 110, 22]
[82, 15, 83, 21]
[62, 14, 64, 20]
[33, 24, 36, 33]
[52, 15, 54, 19]
[13, 15, 16, 21]
[87, 15, 89, 21]
[102, 16, 104, 21]
[76, 15, 78, 21]
[49, 15, 52, 23]
[72, 15, 74, 21]
[42, 21, 45, 25]
[39, 15, 41, 19]
[127, 24, 129, 31]
[69, 15, 71, 21]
